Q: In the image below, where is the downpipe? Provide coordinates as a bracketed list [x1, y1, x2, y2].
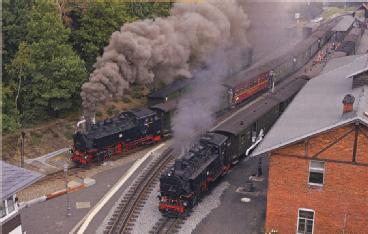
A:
[245, 129, 264, 156]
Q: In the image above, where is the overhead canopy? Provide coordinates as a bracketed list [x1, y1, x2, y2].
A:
[1, 161, 43, 200]
[332, 15, 355, 32]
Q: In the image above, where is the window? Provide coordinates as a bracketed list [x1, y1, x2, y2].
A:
[297, 209, 315, 234]
[308, 161, 325, 186]
[7, 196, 15, 214]
[0, 200, 6, 218]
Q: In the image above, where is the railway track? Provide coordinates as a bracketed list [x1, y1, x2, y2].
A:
[103, 148, 174, 234]
[150, 217, 186, 234]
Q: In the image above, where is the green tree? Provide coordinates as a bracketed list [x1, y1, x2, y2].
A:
[71, 2, 137, 72]
[2, 0, 34, 83]
[1, 87, 21, 133]
[6, 1, 87, 123]
[127, 2, 171, 19]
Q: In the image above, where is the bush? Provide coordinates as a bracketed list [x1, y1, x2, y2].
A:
[95, 111, 103, 117]
[106, 105, 116, 116]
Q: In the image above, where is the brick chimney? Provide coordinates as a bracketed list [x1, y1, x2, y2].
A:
[342, 94, 355, 114]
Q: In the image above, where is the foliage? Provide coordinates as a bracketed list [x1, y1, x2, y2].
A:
[1, 87, 21, 133]
[2, 1, 172, 133]
[2, 0, 34, 83]
[127, 2, 172, 19]
[6, 1, 87, 123]
[71, 2, 137, 72]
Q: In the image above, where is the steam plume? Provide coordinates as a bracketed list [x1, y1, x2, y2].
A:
[81, 0, 250, 118]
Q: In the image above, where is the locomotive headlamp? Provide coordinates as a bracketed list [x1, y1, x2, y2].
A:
[183, 201, 188, 207]
[168, 172, 172, 176]
[84, 155, 88, 159]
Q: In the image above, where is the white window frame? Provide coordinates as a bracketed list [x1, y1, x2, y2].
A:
[0, 195, 19, 223]
[296, 208, 315, 234]
[308, 160, 325, 186]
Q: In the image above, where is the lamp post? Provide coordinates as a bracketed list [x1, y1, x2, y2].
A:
[64, 163, 71, 217]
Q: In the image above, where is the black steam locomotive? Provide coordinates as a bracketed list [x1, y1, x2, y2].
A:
[158, 77, 308, 217]
[159, 132, 231, 216]
[72, 108, 162, 165]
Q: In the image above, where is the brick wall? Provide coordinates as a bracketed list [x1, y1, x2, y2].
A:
[265, 123, 368, 233]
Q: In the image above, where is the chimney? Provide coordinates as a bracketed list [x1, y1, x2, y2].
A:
[342, 94, 355, 114]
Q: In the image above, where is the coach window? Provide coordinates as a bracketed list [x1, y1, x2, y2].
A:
[308, 160, 325, 186]
[297, 209, 315, 234]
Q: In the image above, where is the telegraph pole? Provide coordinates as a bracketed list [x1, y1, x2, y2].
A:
[20, 131, 25, 168]
[64, 163, 71, 217]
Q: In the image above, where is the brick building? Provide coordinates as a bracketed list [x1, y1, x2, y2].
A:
[253, 54, 368, 233]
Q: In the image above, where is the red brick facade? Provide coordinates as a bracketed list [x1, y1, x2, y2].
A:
[265, 123, 368, 233]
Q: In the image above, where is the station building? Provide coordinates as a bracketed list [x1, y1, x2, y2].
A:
[253, 54, 368, 233]
[1, 161, 43, 234]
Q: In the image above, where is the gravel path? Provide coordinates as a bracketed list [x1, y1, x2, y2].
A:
[131, 182, 161, 234]
[177, 181, 230, 234]
[96, 149, 165, 234]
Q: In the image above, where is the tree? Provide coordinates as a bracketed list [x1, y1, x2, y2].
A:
[71, 2, 137, 72]
[6, 1, 87, 122]
[127, 2, 171, 19]
[1, 87, 21, 133]
[2, 0, 34, 83]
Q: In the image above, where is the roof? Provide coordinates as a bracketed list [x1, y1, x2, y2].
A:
[357, 3, 368, 11]
[213, 77, 308, 135]
[150, 99, 178, 113]
[1, 161, 43, 200]
[253, 54, 368, 156]
[332, 15, 355, 32]
[128, 107, 155, 118]
[147, 79, 189, 99]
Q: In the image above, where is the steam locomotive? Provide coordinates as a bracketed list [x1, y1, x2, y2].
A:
[158, 76, 308, 217]
[71, 108, 162, 165]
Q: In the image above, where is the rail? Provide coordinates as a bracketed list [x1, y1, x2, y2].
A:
[103, 148, 174, 234]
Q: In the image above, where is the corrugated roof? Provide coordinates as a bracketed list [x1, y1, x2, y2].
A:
[332, 15, 355, 32]
[253, 54, 368, 156]
[1, 161, 43, 200]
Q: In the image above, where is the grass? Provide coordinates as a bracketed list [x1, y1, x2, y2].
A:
[64, 130, 74, 140]
[30, 131, 42, 145]
[322, 7, 356, 20]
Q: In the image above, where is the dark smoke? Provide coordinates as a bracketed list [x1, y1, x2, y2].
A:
[171, 48, 232, 150]
[81, 0, 250, 119]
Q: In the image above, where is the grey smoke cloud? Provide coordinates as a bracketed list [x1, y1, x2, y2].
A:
[81, 0, 250, 118]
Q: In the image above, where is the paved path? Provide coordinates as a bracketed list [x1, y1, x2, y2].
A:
[25, 148, 71, 164]
[20, 144, 168, 234]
